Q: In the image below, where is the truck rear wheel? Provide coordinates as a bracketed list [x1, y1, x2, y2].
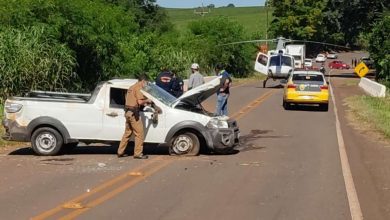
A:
[31, 127, 63, 156]
[169, 132, 200, 156]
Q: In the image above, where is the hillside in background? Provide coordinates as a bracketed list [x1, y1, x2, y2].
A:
[164, 6, 273, 37]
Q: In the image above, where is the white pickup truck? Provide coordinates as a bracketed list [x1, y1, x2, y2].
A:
[2, 77, 240, 156]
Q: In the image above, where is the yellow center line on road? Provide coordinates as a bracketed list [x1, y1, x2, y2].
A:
[31, 156, 165, 220]
[32, 88, 276, 220]
[58, 160, 173, 220]
[230, 90, 275, 120]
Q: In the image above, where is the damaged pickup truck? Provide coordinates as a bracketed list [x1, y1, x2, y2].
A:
[2, 77, 240, 156]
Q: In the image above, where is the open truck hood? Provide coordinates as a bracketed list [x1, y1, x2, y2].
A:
[173, 76, 221, 107]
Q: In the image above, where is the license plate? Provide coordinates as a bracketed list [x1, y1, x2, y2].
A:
[301, 96, 313, 100]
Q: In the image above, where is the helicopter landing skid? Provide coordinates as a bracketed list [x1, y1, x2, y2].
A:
[263, 77, 269, 88]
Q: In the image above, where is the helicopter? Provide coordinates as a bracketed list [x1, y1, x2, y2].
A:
[223, 37, 349, 87]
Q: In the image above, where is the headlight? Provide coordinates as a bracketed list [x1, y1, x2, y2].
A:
[5, 101, 23, 113]
[206, 118, 229, 129]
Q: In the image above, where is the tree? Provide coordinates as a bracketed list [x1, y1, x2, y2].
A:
[269, 0, 326, 40]
[208, 4, 215, 8]
[104, 0, 172, 33]
[227, 4, 235, 8]
[187, 17, 252, 77]
[369, 16, 390, 81]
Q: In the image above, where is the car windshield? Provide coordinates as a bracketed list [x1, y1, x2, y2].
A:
[143, 83, 177, 106]
[293, 74, 324, 82]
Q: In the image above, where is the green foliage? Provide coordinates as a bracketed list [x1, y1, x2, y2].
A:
[187, 17, 253, 77]
[105, 0, 173, 33]
[269, 0, 326, 40]
[0, 0, 172, 92]
[0, 26, 76, 102]
[0, 1, 259, 103]
[270, 0, 386, 46]
[369, 16, 390, 80]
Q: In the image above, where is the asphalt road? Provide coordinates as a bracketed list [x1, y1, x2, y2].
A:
[0, 53, 383, 220]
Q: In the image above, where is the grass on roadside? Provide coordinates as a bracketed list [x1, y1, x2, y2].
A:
[346, 95, 390, 139]
[232, 72, 267, 85]
[165, 6, 273, 36]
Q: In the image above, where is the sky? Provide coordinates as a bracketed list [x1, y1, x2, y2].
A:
[156, 0, 266, 8]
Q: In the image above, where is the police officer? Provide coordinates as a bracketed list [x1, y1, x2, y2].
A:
[155, 69, 172, 93]
[117, 73, 152, 159]
[170, 71, 184, 97]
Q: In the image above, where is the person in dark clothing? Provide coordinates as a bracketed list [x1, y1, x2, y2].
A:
[155, 70, 172, 93]
[170, 72, 184, 98]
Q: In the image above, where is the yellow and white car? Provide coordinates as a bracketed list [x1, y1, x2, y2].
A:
[283, 71, 329, 111]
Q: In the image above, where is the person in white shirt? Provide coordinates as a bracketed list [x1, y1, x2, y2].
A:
[188, 63, 204, 90]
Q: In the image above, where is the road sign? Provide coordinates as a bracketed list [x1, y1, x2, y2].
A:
[354, 62, 369, 77]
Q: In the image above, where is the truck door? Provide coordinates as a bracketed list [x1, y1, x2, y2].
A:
[254, 52, 268, 75]
[102, 86, 127, 141]
[102, 86, 166, 143]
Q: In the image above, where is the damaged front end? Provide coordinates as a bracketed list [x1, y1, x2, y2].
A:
[206, 118, 240, 153]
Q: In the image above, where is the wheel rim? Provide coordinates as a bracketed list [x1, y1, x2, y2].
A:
[36, 132, 57, 153]
[173, 135, 193, 154]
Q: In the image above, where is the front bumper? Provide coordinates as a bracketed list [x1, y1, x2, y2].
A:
[2, 119, 29, 142]
[207, 120, 240, 153]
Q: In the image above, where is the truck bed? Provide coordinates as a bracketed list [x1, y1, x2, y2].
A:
[11, 90, 92, 103]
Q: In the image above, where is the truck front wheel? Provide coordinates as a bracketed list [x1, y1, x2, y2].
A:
[31, 127, 63, 156]
[169, 132, 200, 156]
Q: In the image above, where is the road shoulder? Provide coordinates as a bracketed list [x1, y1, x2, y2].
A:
[332, 77, 390, 220]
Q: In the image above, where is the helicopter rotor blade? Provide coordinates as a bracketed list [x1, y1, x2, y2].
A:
[219, 39, 275, 46]
[290, 40, 350, 49]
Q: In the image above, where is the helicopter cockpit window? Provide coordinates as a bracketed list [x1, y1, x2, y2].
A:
[269, 56, 280, 66]
[257, 54, 268, 66]
[282, 56, 293, 67]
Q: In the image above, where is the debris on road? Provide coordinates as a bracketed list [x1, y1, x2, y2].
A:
[238, 162, 263, 167]
[97, 162, 106, 168]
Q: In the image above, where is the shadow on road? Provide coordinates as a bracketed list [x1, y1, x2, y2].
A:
[326, 73, 360, 79]
[7, 129, 290, 156]
[255, 83, 284, 89]
[325, 72, 375, 79]
[234, 129, 288, 153]
[8, 143, 169, 156]
[286, 104, 328, 112]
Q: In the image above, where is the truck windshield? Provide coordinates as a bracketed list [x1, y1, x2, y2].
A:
[143, 83, 177, 106]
